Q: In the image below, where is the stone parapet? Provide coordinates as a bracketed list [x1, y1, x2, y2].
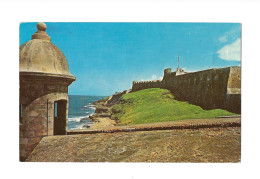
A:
[132, 80, 162, 92]
[67, 121, 241, 135]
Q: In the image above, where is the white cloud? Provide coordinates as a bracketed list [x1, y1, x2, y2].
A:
[151, 74, 157, 80]
[217, 38, 241, 61]
[140, 74, 158, 81]
[218, 25, 241, 43]
[219, 36, 227, 43]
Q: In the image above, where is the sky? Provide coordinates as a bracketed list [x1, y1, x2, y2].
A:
[20, 23, 241, 96]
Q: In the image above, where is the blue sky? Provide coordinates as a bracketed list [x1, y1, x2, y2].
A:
[20, 23, 241, 96]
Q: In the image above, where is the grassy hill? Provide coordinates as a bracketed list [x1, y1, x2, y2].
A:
[111, 88, 236, 125]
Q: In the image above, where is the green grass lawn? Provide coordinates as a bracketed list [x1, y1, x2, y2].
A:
[111, 88, 236, 125]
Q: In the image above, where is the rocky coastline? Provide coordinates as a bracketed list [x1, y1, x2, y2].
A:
[89, 90, 131, 129]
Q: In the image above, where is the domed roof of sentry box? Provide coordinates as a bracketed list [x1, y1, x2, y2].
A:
[19, 22, 75, 80]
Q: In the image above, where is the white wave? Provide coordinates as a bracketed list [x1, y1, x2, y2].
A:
[69, 124, 85, 130]
[83, 104, 95, 108]
[69, 122, 94, 130]
[68, 115, 89, 123]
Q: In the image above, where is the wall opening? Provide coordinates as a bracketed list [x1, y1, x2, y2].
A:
[19, 104, 23, 124]
[54, 102, 58, 117]
[53, 100, 67, 135]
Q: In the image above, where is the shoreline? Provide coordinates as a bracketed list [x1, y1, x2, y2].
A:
[88, 97, 116, 130]
[87, 90, 130, 130]
[91, 117, 116, 130]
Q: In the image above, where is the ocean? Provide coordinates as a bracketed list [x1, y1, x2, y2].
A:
[68, 95, 106, 130]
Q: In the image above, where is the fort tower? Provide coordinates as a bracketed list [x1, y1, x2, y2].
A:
[19, 22, 76, 161]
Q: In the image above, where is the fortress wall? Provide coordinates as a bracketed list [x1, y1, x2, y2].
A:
[226, 67, 241, 113]
[131, 66, 241, 114]
[163, 67, 241, 113]
[227, 67, 241, 94]
[164, 67, 231, 109]
[132, 80, 162, 92]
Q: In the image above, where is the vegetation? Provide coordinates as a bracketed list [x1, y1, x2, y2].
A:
[111, 88, 236, 125]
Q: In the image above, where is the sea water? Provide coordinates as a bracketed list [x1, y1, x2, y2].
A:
[68, 95, 106, 130]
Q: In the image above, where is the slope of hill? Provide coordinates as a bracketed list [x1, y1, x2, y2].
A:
[111, 88, 236, 125]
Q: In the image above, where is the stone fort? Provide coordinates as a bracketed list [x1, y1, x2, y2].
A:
[132, 66, 241, 114]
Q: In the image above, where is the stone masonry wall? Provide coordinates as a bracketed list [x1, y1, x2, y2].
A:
[132, 80, 162, 92]
[20, 75, 70, 161]
[225, 67, 241, 113]
[131, 66, 241, 114]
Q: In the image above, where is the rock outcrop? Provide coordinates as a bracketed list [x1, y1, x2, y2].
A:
[89, 90, 130, 122]
[105, 90, 131, 107]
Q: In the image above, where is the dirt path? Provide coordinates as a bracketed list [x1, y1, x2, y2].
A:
[91, 117, 116, 130]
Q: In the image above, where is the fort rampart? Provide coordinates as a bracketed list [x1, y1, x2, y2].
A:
[131, 66, 241, 114]
[132, 80, 162, 91]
